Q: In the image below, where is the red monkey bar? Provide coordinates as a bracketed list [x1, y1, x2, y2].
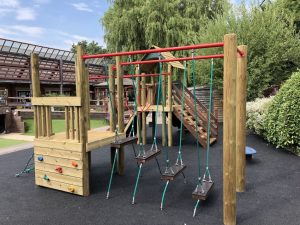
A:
[82, 42, 225, 59]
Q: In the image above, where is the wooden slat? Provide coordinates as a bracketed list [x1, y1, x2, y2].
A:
[34, 139, 82, 152]
[36, 177, 83, 195]
[45, 106, 52, 137]
[161, 164, 186, 181]
[111, 136, 137, 148]
[70, 106, 75, 140]
[35, 147, 83, 161]
[41, 106, 46, 137]
[34, 154, 83, 169]
[65, 106, 70, 139]
[136, 149, 161, 164]
[192, 181, 214, 201]
[32, 97, 81, 106]
[75, 106, 80, 141]
[35, 163, 83, 178]
[35, 170, 83, 187]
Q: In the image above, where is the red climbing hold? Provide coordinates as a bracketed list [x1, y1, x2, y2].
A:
[55, 167, 63, 173]
[71, 162, 78, 167]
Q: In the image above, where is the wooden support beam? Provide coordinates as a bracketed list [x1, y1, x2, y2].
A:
[85, 67, 90, 130]
[223, 34, 238, 225]
[162, 68, 167, 146]
[167, 65, 173, 147]
[141, 74, 147, 145]
[116, 56, 124, 175]
[109, 63, 118, 172]
[151, 76, 155, 140]
[75, 45, 89, 196]
[136, 67, 141, 144]
[116, 56, 124, 133]
[108, 64, 116, 132]
[31, 53, 41, 138]
[31, 97, 82, 106]
[236, 45, 247, 192]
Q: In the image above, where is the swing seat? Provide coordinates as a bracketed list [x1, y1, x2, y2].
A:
[111, 136, 138, 148]
[136, 149, 161, 164]
[192, 180, 214, 201]
[161, 164, 187, 181]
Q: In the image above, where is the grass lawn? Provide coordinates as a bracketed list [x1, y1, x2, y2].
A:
[24, 119, 108, 136]
[0, 139, 28, 149]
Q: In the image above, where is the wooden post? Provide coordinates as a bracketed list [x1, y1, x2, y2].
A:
[75, 45, 89, 196]
[167, 65, 173, 147]
[152, 76, 156, 140]
[116, 56, 124, 132]
[162, 68, 167, 146]
[116, 56, 124, 175]
[108, 64, 116, 132]
[141, 74, 147, 145]
[109, 64, 117, 172]
[85, 67, 90, 130]
[223, 34, 238, 225]
[236, 45, 247, 192]
[31, 53, 41, 138]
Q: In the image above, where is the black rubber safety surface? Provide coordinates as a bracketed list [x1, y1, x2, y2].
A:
[0, 126, 299, 225]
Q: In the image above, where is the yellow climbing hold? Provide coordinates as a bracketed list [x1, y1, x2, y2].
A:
[68, 186, 75, 193]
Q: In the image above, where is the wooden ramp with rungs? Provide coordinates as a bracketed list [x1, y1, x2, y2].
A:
[172, 83, 218, 148]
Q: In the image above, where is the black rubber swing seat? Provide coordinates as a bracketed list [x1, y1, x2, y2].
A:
[136, 149, 161, 164]
[192, 180, 214, 201]
[111, 136, 138, 148]
[161, 164, 187, 181]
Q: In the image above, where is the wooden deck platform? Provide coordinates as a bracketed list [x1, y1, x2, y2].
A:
[34, 129, 126, 152]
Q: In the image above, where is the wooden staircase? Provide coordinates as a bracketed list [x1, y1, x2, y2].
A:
[172, 83, 218, 148]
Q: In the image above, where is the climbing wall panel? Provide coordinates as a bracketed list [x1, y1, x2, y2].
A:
[34, 142, 86, 196]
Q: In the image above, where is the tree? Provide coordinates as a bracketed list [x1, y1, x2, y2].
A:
[71, 40, 107, 54]
[192, 1, 300, 100]
[102, 0, 227, 52]
[281, 0, 300, 32]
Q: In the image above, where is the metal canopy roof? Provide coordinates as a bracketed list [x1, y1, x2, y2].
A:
[0, 38, 107, 84]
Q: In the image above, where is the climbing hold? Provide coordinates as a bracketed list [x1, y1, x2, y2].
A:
[68, 186, 75, 193]
[43, 174, 50, 181]
[55, 167, 63, 174]
[71, 161, 78, 168]
[37, 156, 43, 162]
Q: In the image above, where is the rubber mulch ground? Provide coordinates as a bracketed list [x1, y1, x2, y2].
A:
[0, 126, 299, 225]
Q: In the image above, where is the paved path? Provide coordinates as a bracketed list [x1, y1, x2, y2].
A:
[0, 142, 34, 156]
[0, 133, 34, 141]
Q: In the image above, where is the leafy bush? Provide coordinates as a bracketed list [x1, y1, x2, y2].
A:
[246, 97, 274, 136]
[264, 71, 300, 155]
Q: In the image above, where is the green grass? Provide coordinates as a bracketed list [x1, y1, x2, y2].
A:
[0, 139, 28, 149]
[24, 119, 108, 136]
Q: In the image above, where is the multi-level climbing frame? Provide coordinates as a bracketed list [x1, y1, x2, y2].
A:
[31, 34, 247, 225]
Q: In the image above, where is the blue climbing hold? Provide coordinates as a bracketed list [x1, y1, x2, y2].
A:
[37, 156, 43, 161]
[43, 174, 50, 181]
